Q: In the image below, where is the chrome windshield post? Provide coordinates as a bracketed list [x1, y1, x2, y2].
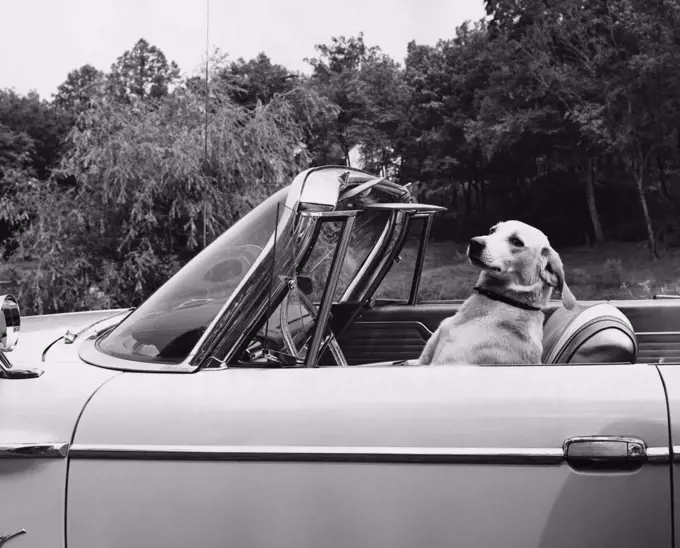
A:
[303, 210, 358, 368]
[408, 213, 436, 306]
[278, 277, 300, 359]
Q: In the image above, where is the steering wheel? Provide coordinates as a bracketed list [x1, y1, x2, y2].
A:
[243, 280, 348, 367]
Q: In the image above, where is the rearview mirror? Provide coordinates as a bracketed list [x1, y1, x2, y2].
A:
[0, 294, 21, 352]
[296, 275, 314, 296]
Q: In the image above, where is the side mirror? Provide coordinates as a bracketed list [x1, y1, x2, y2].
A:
[0, 294, 20, 352]
[0, 294, 42, 379]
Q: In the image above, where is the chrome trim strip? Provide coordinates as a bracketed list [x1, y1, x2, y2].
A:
[23, 308, 130, 320]
[70, 444, 565, 464]
[0, 529, 27, 547]
[647, 446, 671, 462]
[64, 308, 133, 345]
[2, 441, 669, 464]
[671, 446, 680, 462]
[637, 331, 680, 336]
[0, 443, 69, 459]
[351, 320, 434, 336]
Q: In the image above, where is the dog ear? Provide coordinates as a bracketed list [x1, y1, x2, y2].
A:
[540, 247, 577, 310]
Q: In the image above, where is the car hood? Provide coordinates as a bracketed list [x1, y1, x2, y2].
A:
[10, 308, 130, 364]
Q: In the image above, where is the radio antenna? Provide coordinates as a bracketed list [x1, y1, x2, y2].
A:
[202, 0, 210, 248]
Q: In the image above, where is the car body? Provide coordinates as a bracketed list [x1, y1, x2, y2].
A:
[2, 165, 680, 548]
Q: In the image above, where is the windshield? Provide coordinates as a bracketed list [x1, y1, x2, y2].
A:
[97, 186, 289, 364]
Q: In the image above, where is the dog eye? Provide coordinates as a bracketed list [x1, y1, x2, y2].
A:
[509, 236, 524, 247]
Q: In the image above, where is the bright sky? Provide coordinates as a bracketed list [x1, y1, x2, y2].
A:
[1, 0, 486, 100]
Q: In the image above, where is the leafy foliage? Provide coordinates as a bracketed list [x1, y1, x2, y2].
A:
[11, 83, 315, 313]
[53, 64, 106, 114]
[217, 52, 299, 108]
[0, 89, 71, 179]
[8, 10, 680, 313]
[108, 38, 181, 102]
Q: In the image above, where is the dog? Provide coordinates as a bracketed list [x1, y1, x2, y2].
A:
[417, 220, 577, 366]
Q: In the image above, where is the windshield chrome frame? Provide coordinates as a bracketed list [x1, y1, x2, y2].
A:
[407, 212, 436, 305]
[81, 165, 387, 373]
[190, 167, 384, 369]
[303, 210, 357, 367]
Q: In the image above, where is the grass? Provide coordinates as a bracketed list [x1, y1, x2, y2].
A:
[377, 240, 680, 302]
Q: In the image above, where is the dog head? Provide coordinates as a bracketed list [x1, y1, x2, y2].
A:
[467, 220, 576, 309]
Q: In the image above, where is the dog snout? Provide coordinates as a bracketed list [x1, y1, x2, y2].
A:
[468, 237, 485, 256]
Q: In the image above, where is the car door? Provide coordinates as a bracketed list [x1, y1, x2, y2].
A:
[655, 365, 680, 547]
[66, 363, 671, 548]
[0, 361, 120, 548]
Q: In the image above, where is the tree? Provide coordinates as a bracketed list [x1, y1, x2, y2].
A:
[400, 24, 502, 222]
[53, 64, 105, 113]
[108, 38, 181, 102]
[306, 33, 381, 165]
[0, 88, 71, 180]
[184, 49, 340, 168]
[216, 52, 298, 108]
[11, 84, 316, 314]
[513, 0, 680, 257]
[0, 122, 37, 250]
[351, 51, 410, 177]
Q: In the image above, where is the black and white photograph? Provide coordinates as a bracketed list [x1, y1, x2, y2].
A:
[2, 0, 680, 546]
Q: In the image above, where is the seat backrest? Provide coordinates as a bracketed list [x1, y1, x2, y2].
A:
[542, 302, 638, 364]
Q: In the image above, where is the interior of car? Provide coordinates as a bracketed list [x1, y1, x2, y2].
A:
[234, 173, 680, 369]
[328, 297, 680, 367]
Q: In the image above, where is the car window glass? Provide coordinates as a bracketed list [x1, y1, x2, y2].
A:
[97, 187, 289, 364]
[374, 217, 424, 302]
[416, 236, 472, 302]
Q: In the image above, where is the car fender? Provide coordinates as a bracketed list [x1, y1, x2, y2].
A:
[0, 351, 121, 548]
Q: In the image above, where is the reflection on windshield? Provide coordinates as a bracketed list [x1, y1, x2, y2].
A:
[97, 187, 289, 364]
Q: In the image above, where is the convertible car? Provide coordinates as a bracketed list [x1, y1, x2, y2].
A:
[3, 165, 680, 548]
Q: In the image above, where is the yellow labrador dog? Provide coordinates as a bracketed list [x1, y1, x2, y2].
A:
[417, 220, 576, 366]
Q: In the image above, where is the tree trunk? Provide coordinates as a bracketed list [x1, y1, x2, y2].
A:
[633, 166, 659, 260]
[479, 177, 487, 220]
[624, 93, 658, 259]
[462, 181, 472, 215]
[339, 135, 350, 167]
[656, 155, 671, 201]
[585, 157, 604, 246]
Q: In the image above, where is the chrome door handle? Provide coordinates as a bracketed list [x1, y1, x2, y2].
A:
[564, 436, 647, 471]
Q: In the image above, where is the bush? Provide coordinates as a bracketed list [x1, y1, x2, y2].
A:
[11, 87, 335, 315]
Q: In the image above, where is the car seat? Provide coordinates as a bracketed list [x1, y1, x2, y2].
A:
[542, 302, 638, 364]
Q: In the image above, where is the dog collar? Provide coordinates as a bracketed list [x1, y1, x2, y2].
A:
[473, 286, 542, 312]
